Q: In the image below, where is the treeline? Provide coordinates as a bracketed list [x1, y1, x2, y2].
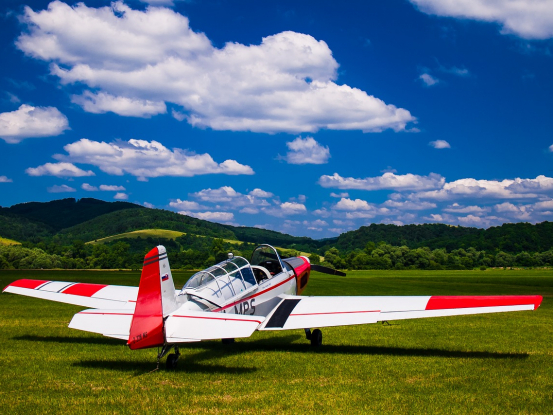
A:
[0, 234, 302, 271]
[323, 242, 553, 270]
[2, 236, 553, 271]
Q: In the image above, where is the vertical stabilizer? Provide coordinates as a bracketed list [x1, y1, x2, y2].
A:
[158, 245, 179, 317]
[128, 246, 167, 350]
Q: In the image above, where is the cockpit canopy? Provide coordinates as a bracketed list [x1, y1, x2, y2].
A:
[183, 256, 256, 292]
[250, 244, 284, 275]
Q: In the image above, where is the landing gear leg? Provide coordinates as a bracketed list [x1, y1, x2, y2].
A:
[310, 329, 322, 347]
[304, 328, 312, 340]
[157, 344, 180, 370]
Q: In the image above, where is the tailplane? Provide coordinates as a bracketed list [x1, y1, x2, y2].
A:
[127, 245, 178, 350]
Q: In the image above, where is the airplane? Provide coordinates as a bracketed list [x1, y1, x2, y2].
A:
[3, 244, 543, 369]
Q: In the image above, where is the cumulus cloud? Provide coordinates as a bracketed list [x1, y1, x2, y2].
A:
[169, 199, 206, 210]
[179, 210, 234, 223]
[419, 73, 439, 86]
[249, 188, 274, 198]
[330, 192, 349, 198]
[429, 140, 451, 149]
[72, 91, 166, 118]
[26, 162, 95, 177]
[319, 172, 445, 191]
[52, 138, 253, 179]
[143, 202, 155, 208]
[283, 136, 330, 164]
[0, 176, 13, 183]
[47, 184, 76, 193]
[82, 183, 126, 191]
[17, 1, 415, 134]
[382, 200, 437, 210]
[413, 175, 553, 200]
[114, 192, 128, 200]
[0, 104, 69, 143]
[409, 0, 553, 40]
[263, 202, 307, 217]
[443, 203, 490, 214]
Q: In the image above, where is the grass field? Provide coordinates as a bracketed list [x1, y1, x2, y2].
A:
[87, 228, 243, 245]
[0, 269, 551, 414]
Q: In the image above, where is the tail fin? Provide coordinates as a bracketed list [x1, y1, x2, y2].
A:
[128, 245, 178, 350]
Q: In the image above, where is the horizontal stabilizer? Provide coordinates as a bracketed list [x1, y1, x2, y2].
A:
[69, 309, 134, 339]
[165, 310, 264, 342]
[3, 279, 138, 309]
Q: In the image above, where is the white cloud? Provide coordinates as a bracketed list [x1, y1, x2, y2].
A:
[143, 202, 155, 208]
[284, 136, 330, 164]
[81, 183, 98, 191]
[319, 172, 445, 191]
[409, 0, 553, 39]
[26, 162, 95, 177]
[263, 202, 307, 217]
[169, 199, 205, 210]
[382, 200, 437, 210]
[114, 192, 128, 200]
[82, 183, 125, 191]
[419, 73, 439, 86]
[333, 198, 374, 211]
[429, 140, 451, 149]
[413, 175, 553, 200]
[330, 192, 349, 198]
[47, 184, 76, 193]
[249, 188, 273, 198]
[53, 138, 253, 178]
[240, 207, 259, 214]
[0, 176, 13, 183]
[179, 210, 234, 223]
[100, 184, 126, 191]
[0, 104, 69, 143]
[17, 2, 415, 134]
[72, 91, 166, 118]
[443, 203, 490, 214]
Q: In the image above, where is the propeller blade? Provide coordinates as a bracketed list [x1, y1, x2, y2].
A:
[310, 264, 346, 276]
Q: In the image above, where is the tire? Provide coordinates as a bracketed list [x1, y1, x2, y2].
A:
[310, 329, 322, 347]
[166, 353, 179, 370]
[222, 338, 235, 345]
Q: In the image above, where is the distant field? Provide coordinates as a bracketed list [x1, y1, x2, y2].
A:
[0, 269, 551, 414]
[87, 228, 243, 245]
[0, 236, 20, 246]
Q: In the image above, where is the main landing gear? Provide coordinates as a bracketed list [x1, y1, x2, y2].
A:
[304, 328, 322, 347]
[157, 344, 181, 370]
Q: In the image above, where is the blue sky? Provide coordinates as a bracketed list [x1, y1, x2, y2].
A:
[1, 0, 553, 238]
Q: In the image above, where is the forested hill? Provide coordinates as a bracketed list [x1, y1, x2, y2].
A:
[0, 198, 141, 231]
[326, 221, 553, 253]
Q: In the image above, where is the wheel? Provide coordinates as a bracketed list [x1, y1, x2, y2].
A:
[166, 353, 179, 370]
[310, 329, 322, 347]
[222, 338, 235, 345]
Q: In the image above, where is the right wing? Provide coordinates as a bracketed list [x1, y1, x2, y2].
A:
[259, 295, 543, 330]
[3, 279, 139, 309]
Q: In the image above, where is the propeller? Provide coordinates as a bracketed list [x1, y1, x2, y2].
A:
[310, 264, 346, 277]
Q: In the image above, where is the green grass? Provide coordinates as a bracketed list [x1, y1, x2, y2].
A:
[87, 228, 243, 245]
[0, 236, 21, 246]
[0, 269, 552, 414]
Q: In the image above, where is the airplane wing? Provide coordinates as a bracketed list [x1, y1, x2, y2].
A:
[3, 279, 139, 309]
[259, 295, 543, 330]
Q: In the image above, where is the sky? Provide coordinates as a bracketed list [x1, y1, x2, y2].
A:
[1, 0, 553, 239]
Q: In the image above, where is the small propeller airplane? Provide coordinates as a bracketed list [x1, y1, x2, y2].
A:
[3, 244, 543, 369]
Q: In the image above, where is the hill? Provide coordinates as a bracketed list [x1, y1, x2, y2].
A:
[0, 198, 141, 231]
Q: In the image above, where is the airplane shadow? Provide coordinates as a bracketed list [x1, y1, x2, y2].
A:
[13, 334, 124, 346]
[181, 335, 529, 360]
[73, 359, 256, 375]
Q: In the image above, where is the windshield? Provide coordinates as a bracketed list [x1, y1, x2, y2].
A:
[182, 256, 256, 292]
[251, 245, 283, 275]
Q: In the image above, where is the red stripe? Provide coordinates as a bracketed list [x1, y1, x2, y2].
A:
[426, 295, 543, 311]
[172, 314, 262, 324]
[61, 283, 107, 297]
[212, 274, 296, 312]
[4, 279, 49, 291]
[290, 310, 380, 316]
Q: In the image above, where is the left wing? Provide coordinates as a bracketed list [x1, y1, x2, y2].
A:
[259, 295, 543, 330]
[3, 279, 139, 309]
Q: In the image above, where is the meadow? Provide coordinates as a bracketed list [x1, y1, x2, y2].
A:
[0, 269, 551, 414]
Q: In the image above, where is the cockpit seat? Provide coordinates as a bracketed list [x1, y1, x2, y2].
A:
[251, 265, 271, 283]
